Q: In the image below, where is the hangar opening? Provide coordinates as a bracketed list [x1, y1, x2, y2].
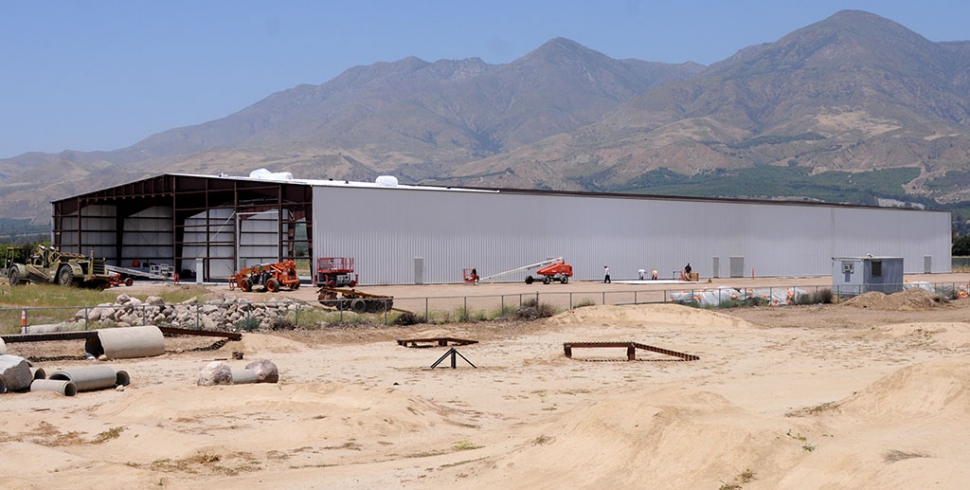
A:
[52, 174, 313, 283]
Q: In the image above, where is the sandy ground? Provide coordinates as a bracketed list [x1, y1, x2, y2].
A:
[3, 274, 970, 489]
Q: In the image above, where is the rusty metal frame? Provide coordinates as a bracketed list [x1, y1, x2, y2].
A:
[562, 341, 699, 361]
[2, 326, 241, 344]
[430, 347, 477, 369]
[397, 337, 478, 348]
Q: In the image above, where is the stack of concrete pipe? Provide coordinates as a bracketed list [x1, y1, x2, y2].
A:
[1, 354, 131, 397]
[44, 366, 130, 395]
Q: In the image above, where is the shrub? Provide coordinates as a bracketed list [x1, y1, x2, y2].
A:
[269, 316, 296, 330]
[798, 288, 833, 305]
[392, 311, 425, 326]
[573, 298, 596, 308]
[517, 298, 557, 319]
[234, 317, 261, 332]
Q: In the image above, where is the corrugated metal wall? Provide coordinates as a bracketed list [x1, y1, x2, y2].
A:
[313, 186, 951, 285]
[60, 204, 117, 259]
[121, 206, 173, 266]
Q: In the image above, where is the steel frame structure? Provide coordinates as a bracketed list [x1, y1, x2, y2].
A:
[51, 174, 313, 283]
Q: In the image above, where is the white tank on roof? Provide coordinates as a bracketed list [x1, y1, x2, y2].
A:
[249, 168, 293, 180]
[376, 175, 399, 187]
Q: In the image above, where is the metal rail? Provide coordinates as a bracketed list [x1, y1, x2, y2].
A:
[2, 326, 240, 344]
[562, 341, 699, 361]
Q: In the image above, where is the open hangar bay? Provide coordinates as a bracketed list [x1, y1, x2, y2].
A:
[50, 172, 951, 286]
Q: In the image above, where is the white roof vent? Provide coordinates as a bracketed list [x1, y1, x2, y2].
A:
[249, 168, 293, 180]
[376, 175, 399, 187]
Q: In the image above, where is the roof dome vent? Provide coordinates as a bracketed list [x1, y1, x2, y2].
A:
[376, 175, 399, 187]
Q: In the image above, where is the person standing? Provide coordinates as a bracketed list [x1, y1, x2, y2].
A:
[684, 262, 692, 275]
[604, 265, 611, 283]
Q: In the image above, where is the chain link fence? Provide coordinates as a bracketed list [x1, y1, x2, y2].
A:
[4, 280, 967, 336]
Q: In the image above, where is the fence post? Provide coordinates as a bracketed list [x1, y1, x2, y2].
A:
[569, 292, 573, 309]
[425, 297, 429, 321]
[84, 307, 89, 330]
[196, 303, 200, 330]
[602, 291, 605, 305]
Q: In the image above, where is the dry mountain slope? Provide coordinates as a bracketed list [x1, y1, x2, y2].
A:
[441, 10, 970, 196]
[0, 39, 699, 225]
[5, 10, 970, 228]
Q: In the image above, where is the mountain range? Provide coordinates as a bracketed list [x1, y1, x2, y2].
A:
[4, 9, 970, 235]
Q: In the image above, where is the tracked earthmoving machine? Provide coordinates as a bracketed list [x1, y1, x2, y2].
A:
[229, 260, 302, 292]
[5, 245, 113, 289]
[316, 257, 358, 287]
[317, 286, 396, 314]
[477, 257, 573, 285]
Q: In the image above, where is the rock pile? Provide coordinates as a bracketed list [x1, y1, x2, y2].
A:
[74, 293, 314, 332]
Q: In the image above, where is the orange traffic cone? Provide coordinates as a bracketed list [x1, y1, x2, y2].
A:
[21, 308, 28, 328]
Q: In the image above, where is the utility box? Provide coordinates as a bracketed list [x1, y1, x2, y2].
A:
[832, 256, 903, 297]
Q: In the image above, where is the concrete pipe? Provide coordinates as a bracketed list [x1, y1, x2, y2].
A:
[231, 368, 258, 385]
[30, 379, 77, 397]
[0, 336, 6, 355]
[49, 366, 130, 392]
[84, 326, 165, 360]
[30, 367, 47, 380]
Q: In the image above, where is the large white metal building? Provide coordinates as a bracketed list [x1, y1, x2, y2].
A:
[51, 172, 952, 285]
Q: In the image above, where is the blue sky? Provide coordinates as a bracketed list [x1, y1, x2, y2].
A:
[2, 1, 968, 159]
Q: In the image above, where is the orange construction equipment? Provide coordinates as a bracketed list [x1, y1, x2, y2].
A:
[477, 257, 573, 285]
[530, 258, 573, 284]
[229, 260, 302, 292]
[106, 273, 134, 288]
[316, 257, 358, 288]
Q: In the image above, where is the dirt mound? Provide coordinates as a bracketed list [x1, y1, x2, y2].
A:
[465, 388, 802, 488]
[838, 322, 970, 349]
[843, 288, 944, 311]
[837, 359, 970, 420]
[545, 303, 757, 329]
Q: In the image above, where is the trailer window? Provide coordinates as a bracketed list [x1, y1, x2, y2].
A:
[871, 260, 882, 277]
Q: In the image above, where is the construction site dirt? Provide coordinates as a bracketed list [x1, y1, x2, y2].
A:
[3, 272, 970, 488]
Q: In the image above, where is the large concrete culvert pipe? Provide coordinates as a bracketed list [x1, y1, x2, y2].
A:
[49, 366, 130, 392]
[84, 326, 165, 360]
[231, 369, 258, 384]
[30, 367, 47, 380]
[30, 379, 77, 396]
